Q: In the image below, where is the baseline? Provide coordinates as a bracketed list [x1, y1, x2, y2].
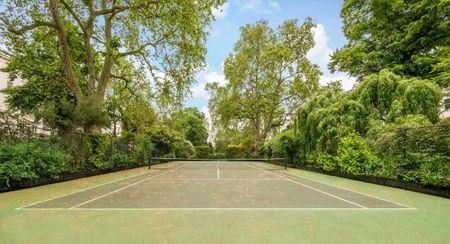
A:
[19, 207, 416, 211]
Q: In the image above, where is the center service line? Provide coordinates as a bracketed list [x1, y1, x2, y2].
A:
[217, 162, 220, 180]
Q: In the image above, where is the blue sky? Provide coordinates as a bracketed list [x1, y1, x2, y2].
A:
[185, 0, 355, 115]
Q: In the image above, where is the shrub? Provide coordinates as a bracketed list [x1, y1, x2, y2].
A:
[276, 130, 300, 165]
[419, 157, 450, 187]
[132, 134, 153, 164]
[113, 133, 153, 166]
[174, 140, 195, 158]
[336, 134, 380, 175]
[225, 144, 245, 159]
[148, 127, 179, 157]
[111, 153, 131, 167]
[84, 133, 111, 170]
[211, 152, 226, 159]
[194, 145, 211, 158]
[306, 153, 317, 166]
[258, 141, 272, 158]
[0, 140, 70, 188]
[316, 152, 337, 171]
[162, 152, 176, 158]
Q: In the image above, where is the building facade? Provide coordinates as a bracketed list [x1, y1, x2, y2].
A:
[0, 53, 25, 112]
[441, 88, 450, 119]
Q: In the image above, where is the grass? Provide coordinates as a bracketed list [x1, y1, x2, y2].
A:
[1, 165, 449, 243]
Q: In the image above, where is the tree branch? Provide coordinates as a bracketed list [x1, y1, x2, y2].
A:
[58, 0, 86, 30]
[0, 17, 55, 35]
[118, 38, 165, 57]
[111, 74, 136, 96]
[94, 1, 159, 16]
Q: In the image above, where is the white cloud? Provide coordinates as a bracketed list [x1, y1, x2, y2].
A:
[307, 24, 356, 91]
[212, 3, 229, 19]
[191, 68, 227, 100]
[239, 0, 281, 14]
[268, 0, 281, 11]
[307, 24, 331, 68]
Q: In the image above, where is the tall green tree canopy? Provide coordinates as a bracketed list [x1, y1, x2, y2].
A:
[170, 107, 208, 146]
[329, 0, 450, 85]
[0, 0, 223, 131]
[207, 19, 321, 151]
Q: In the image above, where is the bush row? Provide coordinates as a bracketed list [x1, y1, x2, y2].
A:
[264, 129, 450, 187]
[0, 128, 207, 189]
[0, 140, 69, 188]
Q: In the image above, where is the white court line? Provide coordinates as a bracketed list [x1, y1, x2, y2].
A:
[217, 162, 220, 180]
[152, 178, 286, 181]
[280, 170, 416, 209]
[245, 163, 368, 209]
[16, 168, 157, 210]
[68, 164, 186, 209]
[18, 207, 416, 211]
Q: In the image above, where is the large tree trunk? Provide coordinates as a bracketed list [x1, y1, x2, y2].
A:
[49, 0, 84, 102]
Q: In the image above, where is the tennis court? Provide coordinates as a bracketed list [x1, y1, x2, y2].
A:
[17, 160, 414, 211]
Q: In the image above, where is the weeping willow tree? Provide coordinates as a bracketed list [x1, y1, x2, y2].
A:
[294, 70, 442, 159]
[295, 83, 370, 157]
[355, 69, 442, 124]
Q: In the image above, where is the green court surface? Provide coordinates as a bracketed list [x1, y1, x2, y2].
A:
[1, 161, 449, 243]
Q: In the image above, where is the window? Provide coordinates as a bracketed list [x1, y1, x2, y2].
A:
[445, 98, 450, 110]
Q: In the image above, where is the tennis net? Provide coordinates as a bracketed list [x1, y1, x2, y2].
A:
[148, 157, 287, 170]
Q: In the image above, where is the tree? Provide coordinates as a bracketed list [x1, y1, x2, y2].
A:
[170, 107, 208, 146]
[1, 29, 77, 132]
[0, 0, 223, 131]
[355, 69, 442, 123]
[207, 19, 320, 151]
[329, 0, 450, 83]
[386, 77, 441, 123]
[105, 59, 156, 135]
[295, 86, 370, 156]
[356, 69, 402, 122]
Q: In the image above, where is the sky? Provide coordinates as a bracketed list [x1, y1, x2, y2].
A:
[185, 0, 355, 118]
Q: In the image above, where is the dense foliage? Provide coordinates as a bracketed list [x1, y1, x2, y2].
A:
[0, 140, 70, 188]
[0, 0, 223, 132]
[330, 0, 450, 86]
[169, 108, 209, 146]
[1, 1, 449, 190]
[262, 70, 449, 187]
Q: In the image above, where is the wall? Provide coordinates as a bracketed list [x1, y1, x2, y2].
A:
[0, 55, 25, 111]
